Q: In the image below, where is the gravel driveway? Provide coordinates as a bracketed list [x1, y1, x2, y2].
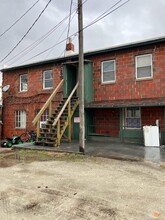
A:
[0, 154, 164, 220]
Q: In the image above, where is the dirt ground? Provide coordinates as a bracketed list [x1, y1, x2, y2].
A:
[0, 150, 164, 220]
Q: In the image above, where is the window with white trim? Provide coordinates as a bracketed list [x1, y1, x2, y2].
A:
[20, 74, 28, 92]
[15, 110, 26, 128]
[101, 60, 116, 83]
[136, 54, 153, 79]
[43, 70, 53, 89]
[125, 107, 141, 129]
[40, 109, 49, 122]
[36, 109, 49, 128]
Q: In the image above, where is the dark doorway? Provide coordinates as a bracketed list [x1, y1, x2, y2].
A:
[63, 64, 78, 98]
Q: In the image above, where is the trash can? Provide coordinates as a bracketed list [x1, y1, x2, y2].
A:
[143, 126, 160, 147]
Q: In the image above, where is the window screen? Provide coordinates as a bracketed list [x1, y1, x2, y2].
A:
[43, 70, 53, 89]
[15, 110, 26, 128]
[102, 60, 116, 83]
[136, 54, 152, 79]
[20, 74, 28, 91]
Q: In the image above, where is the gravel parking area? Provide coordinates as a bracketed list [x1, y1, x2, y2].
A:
[0, 151, 164, 220]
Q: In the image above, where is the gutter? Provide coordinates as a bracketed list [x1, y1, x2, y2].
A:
[1, 36, 165, 72]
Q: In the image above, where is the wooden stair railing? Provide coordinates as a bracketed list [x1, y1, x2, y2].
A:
[53, 81, 79, 146]
[35, 96, 79, 147]
[32, 79, 64, 138]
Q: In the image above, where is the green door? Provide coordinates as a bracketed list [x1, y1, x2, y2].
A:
[63, 62, 94, 140]
[63, 64, 77, 98]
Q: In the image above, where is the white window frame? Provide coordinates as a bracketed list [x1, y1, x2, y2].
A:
[101, 60, 116, 84]
[36, 109, 49, 128]
[125, 107, 141, 129]
[15, 110, 26, 128]
[135, 54, 153, 80]
[43, 70, 53, 89]
[20, 74, 28, 92]
[40, 108, 49, 122]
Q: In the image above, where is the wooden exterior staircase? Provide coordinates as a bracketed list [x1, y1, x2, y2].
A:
[32, 80, 79, 147]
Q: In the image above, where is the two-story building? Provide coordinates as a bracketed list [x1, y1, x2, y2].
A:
[1, 36, 165, 146]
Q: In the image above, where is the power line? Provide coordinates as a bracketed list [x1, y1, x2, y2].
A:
[20, 36, 73, 64]
[65, 0, 74, 44]
[46, 11, 77, 59]
[5, 0, 87, 66]
[0, 0, 52, 63]
[58, 34, 77, 58]
[13, 0, 129, 65]
[6, 4, 78, 66]
[87, 0, 123, 26]
[64, 0, 74, 57]
[7, 14, 73, 66]
[84, 0, 130, 30]
[0, 0, 40, 38]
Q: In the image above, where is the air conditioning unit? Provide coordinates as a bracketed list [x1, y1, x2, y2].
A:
[40, 121, 46, 129]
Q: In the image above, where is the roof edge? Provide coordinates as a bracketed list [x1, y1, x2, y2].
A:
[2, 36, 165, 72]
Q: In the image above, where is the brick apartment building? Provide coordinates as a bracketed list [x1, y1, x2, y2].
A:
[1, 36, 165, 145]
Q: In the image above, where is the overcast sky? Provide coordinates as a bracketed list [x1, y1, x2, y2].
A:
[0, 0, 165, 69]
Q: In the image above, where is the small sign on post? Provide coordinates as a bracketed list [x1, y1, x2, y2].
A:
[74, 117, 80, 123]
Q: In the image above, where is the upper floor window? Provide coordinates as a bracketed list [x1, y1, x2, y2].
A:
[15, 110, 26, 128]
[20, 74, 28, 92]
[135, 54, 153, 80]
[43, 70, 53, 89]
[101, 60, 116, 84]
[125, 107, 141, 129]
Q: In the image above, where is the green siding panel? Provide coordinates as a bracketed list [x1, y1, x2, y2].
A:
[63, 62, 94, 102]
[63, 65, 77, 98]
[62, 62, 94, 140]
[123, 130, 144, 144]
[84, 63, 94, 103]
[72, 108, 79, 140]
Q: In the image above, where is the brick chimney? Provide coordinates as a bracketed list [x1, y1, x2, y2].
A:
[65, 37, 75, 56]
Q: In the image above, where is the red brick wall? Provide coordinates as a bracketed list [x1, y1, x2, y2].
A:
[141, 106, 164, 130]
[93, 107, 165, 138]
[2, 63, 63, 138]
[2, 42, 165, 139]
[0, 107, 2, 139]
[94, 108, 120, 137]
[91, 43, 165, 101]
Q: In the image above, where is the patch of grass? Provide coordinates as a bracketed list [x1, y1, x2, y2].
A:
[2, 149, 90, 163]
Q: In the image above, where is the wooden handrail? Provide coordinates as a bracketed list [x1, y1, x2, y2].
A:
[32, 79, 64, 126]
[53, 81, 79, 126]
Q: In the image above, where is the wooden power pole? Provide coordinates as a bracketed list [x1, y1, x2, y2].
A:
[78, 0, 85, 153]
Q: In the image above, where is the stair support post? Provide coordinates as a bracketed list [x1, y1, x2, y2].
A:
[36, 121, 40, 140]
[57, 120, 60, 146]
[68, 101, 71, 143]
[49, 101, 52, 117]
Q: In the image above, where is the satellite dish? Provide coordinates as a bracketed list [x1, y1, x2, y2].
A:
[2, 85, 10, 92]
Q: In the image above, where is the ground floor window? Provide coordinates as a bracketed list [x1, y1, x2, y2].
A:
[15, 110, 26, 128]
[36, 109, 49, 128]
[125, 107, 141, 129]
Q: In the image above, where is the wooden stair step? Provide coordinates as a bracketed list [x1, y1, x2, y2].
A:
[40, 132, 56, 136]
[39, 137, 56, 141]
[41, 129, 56, 133]
[34, 93, 79, 148]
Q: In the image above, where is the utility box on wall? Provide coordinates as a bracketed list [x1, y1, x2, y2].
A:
[143, 126, 160, 147]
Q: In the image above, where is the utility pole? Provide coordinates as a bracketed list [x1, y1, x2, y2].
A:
[78, 0, 85, 153]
